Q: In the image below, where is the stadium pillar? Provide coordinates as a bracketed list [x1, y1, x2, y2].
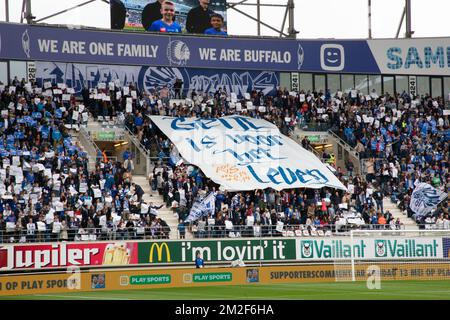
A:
[257, 0, 261, 36]
[405, 0, 413, 38]
[287, 0, 297, 38]
[25, 0, 34, 24]
[5, 0, 9, 22]
[6, 62, 10, 86]
[368, 0, 372, 39]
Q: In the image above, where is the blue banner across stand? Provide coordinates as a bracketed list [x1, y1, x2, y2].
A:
[0, 22, 380, 73]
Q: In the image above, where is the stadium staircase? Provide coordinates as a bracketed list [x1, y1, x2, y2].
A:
[383, 197, 418, 230]
[132, 175, 192, 240]
[74, 116, 190, 240]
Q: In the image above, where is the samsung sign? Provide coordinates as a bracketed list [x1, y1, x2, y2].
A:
[0, 22, 449, 75]
[386, 46, 450, 70]
[368, 38, 450, 76]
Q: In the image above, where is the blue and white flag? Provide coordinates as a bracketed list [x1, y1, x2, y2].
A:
[185, 192, 216, 223]
[410, 183, 447, 216]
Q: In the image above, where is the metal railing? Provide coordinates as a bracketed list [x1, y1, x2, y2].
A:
[359, 157, 387, 177]
[0, 226, 172, 244]
[300, 141, 324, 161]
[327, 129, 360, 159]
[88, 156, 118, 164]
[79, 127, 102, 171]
[79, 126, 101, 155]
[124, 126, 151, 157]
[0, 223, 427, 243]
[123, 127, 153, 175]
[189, 222, 415, 239]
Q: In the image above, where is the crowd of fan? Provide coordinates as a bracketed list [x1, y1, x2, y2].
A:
[1, 77, 449, 243]
[327, 89, 450, 226]
[135, 87, 449, 237]
[81, 80, 449, 237]
[0, 79, 172, 243]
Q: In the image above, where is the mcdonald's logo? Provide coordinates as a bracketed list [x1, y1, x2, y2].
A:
[149, 243, 171, 263]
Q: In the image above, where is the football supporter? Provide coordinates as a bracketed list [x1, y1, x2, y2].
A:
[148, 1, 182, 33]
[204, 14, 227, 36]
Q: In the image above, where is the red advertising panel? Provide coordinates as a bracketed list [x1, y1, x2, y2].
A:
[0, 242, 138, 271]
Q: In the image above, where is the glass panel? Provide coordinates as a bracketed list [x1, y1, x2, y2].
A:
[431, 78, 442, 99]
[355, 75, 368, 95]
[279, 73, 291, 91]
[368, 75, 382, 97]
[383, 76, 394, 95]
[9, 61, 27, 84]
[314, 74, 326, 93]
[327, 74, 340, 96]
[444, 77, 450, 101]
[417, 76, 430, 97]
[395, 76, 408, 95]
[341, 74, 354, 93]
[299, 73, 313, 92]
[0, 62, 7, 85]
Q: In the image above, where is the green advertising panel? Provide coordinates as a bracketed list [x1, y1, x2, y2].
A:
[296, 237, 443, 260]
[96, 131, 116, 141]
[193, 272, 232, 283]
[137, 239, 297, 264]
[306, 135, 321, 143]
[130, 275, 171, 285]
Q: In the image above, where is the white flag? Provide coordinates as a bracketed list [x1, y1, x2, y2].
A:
[410, 183, 447, 216]
[185, 192, 216, 223]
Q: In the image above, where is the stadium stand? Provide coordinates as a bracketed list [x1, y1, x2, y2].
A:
[0, 79, 448, 243]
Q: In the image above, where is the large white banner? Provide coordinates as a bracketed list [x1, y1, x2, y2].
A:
[150, 115, 346, 192]
[410, 183, 448, 216]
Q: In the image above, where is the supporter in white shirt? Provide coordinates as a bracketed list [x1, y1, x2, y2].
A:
[390, 163, 398, 179]
[425, 216, 435, 229]
[443, 214, 450, 230]
[389, 218, 396, 230]
[435, 214, 444, 229]
[45, 211, 55, 225]
[52, 216, 62, 236]
[26, 218, 36, 236]
[3, 205, 12, 217]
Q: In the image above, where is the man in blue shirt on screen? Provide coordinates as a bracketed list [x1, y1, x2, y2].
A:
[204, 13, 227, 36]
[148, 1, 182, 33]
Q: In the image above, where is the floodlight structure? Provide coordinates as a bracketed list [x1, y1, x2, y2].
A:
[17, 0, 107, 24]
[395, 0, 414, 38]
[367, 0, 413, 39]
[226, 0, 298, 38]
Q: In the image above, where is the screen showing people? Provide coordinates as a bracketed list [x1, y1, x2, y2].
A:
[111, 0, 227, 35]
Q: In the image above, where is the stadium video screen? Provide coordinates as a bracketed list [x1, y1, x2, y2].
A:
[110, 0, 228, 34]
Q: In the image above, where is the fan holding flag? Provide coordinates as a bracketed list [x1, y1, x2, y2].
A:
[184, 192, 216, 223]
[409, 182, 448, 218]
